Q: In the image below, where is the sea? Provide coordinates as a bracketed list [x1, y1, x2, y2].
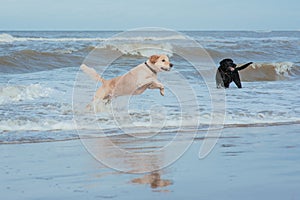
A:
[0, 30, 300, 146]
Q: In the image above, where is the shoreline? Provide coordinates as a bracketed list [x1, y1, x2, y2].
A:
[1, 124, 300, 199]
[1, 121, 300, 145]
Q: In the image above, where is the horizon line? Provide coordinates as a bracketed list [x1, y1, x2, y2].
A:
[0, 29, 299, 32]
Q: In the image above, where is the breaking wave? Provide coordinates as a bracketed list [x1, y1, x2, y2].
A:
[0, 33, 186, 43]
[1, 106, 299, 144]
[99, 43, 174, 57]
[0, 84, 52, 104]
[239, 62, 300, 81]
[0, 49, 84, 73]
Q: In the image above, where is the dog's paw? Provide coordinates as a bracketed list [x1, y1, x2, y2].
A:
[105, 99, 111, 105]
[160, 88, 165, 96]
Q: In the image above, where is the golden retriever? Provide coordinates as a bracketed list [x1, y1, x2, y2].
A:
[80, 54, 173, 107]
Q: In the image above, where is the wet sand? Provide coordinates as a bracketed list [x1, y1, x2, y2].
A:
[1, 124, 300, 200]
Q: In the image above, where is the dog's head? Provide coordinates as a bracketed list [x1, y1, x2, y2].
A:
[220, 58, 236, 72]
[149, 54, 173, 72]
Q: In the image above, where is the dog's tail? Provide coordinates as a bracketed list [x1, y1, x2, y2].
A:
[80, 64, 105, 83]
[236, 62, 253, 71]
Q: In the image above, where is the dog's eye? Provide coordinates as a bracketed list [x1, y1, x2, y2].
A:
[162, 59, 165, 62]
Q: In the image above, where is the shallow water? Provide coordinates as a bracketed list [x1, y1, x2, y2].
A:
[1, 30, 300, 200]
[0, 31, 300, 144]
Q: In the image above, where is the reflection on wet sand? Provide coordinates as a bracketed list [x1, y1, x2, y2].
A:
[82, 132, 178, 189]
[83, 136, 161, 172]
[81, 130, 194, 173]
[131, 171, 172, 190]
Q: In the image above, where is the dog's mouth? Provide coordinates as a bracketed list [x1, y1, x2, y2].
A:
[161, 67, 170, 71]
[227, 67, 235, 72]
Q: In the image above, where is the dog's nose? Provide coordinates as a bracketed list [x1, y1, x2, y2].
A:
[170, 63, 173, 67]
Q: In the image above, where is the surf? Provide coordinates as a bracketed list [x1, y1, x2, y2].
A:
[239, 62, 300, 81]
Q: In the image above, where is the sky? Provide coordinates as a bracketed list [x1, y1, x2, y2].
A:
[0, 0, 299, 30]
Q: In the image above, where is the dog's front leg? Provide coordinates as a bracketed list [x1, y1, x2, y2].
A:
[148, 81, 165, 96]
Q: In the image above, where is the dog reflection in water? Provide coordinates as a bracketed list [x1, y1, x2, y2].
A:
[131, 171, 172, 189]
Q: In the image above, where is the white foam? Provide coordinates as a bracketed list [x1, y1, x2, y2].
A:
[274, 62, 295, 75]
[109, 35, 187, 41]
[0, 84, 52, 104]
[254, 30, 273, 33]
[101, 43, 174, 57]
[0, 119, 75, 132]
[250, 62, 296, 76]
[0, 33, 187, 44]
[196, 36, 299, 44]
[225, 111, 300, 125]
[0, 34, 106, 43]
[0, 33, 15, 43]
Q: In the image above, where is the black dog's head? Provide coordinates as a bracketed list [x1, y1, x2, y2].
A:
[219, 58, 237, 72]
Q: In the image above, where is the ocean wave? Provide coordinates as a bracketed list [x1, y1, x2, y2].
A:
[0, 33, 15, 43]
[0, 43, 174, 73]
[196, 36, 300, 44]
[1, 47, 299, 81]
[1, 110, 299, 144]
[0, 33, 105, 43]
[226, 110, 300, 125]
[0, 109, 286, 130]
[0, 84, 52, 104]
[0, 33, 186, 43]
[1, 35, 299, 81]
[2, 32, 298, 44]
[99, 43, 174, 57]
[239, 62, 300, 81]
[0, 119, 74, 132]
[0, 49, 83, 73]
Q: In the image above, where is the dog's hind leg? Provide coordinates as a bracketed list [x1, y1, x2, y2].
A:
[216, 70, 225, 88]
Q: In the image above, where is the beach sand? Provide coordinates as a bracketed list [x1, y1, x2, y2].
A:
[1, 124, 300, 200]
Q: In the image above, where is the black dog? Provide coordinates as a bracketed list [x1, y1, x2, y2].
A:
[216, 58, 252, 88]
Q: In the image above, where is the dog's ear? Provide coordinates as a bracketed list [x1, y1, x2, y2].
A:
[219, 59, 227, 70]
[219, 60, 225, 66]
[220, 59, 228, 66]
[150, 55, 160, 64]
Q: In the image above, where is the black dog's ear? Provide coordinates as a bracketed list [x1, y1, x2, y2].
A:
[219, 59, 226, 66]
